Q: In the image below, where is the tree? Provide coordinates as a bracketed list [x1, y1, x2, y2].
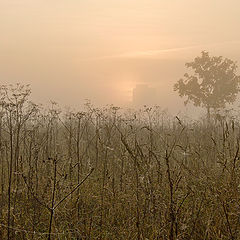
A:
[174, 51, 240, 119]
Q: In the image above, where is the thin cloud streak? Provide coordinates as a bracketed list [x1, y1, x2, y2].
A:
[108, 46, 196, 58]
[81, 40, 240, 61]
[81, 45, 197, 61]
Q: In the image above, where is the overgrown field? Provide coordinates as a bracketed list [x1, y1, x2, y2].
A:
[0, 85, 240, 239]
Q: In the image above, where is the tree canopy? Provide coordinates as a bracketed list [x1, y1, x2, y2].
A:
[174, 51, 240, 115]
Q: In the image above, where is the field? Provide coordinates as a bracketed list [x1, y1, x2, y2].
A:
[0, 85, 240, 239]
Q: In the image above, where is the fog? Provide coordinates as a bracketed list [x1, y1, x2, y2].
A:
[1, 0, 240, 114]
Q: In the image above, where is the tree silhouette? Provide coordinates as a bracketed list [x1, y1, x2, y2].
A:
[174, 51, 240, 119]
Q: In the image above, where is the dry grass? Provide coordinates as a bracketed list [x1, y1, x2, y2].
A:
[0, 85, 240, 239]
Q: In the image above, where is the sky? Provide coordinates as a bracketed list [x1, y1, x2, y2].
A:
[1, 0, 240, 113]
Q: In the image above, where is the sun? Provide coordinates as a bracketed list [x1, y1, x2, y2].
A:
[114, 75, 137, 103]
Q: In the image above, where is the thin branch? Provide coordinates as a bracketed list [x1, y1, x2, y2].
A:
[54, 168, 94, 210]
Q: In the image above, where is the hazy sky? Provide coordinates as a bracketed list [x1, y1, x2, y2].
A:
[1, 0, 240, 112]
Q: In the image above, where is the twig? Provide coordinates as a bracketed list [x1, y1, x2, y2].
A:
[54, 168, 94, 210]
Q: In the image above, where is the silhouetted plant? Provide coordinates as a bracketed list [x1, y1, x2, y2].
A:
[174, 51, 240, 119]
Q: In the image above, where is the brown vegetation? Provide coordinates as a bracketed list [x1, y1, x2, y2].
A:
[0, 84, 240, 239]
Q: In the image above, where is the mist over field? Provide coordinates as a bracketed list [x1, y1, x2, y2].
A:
[1, 1, 240, 240]
[1, 0, 240, 114]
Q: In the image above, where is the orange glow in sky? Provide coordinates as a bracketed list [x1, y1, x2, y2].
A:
[0, 0, 240, 112]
